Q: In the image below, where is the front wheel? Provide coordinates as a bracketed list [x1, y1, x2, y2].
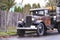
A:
[57, 23, 60, 33]
[37, 23, 47, 36]
[17, 29, 25, 37]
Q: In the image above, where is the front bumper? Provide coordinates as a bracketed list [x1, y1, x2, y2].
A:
[16, 25, 37, 30]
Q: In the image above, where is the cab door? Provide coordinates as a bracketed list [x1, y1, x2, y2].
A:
[44, 9, 51, 26]
[44, 16, 51, 26]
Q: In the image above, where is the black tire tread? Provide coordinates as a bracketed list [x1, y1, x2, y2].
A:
[17, 29, 25, 36]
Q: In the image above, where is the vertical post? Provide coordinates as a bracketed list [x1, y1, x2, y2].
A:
[56, 1, 60, 22]
[21, 0, 24, 18]
[0, 10, 1, 31]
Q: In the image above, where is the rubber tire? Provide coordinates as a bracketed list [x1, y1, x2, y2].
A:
[37, 23, 47, 36]
[17, 29, 25, 37]
[57, 23, 60, 33]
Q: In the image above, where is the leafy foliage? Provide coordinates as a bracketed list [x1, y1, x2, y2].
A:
[45, 0, 53, 7]
[32, 3, 40, 8]
[0, 0, 15, 11]
[23, 4, 31, 15]
[14, 6, 22, 12]
[14, 3, 41, 15]
[37, 3, 40, 8]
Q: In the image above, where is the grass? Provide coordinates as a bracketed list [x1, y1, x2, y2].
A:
[0, 32, 8, 36]
[0, 27, 16, 36]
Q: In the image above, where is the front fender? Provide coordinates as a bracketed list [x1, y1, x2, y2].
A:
[17, 21, 24, 27]
[33, 20, 43, 25]
[35, 20, 43, 23]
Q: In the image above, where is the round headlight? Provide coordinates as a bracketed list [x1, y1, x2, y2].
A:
[22, 19, 24, 21]
[53, 16, 56, 20]
[32, 18, 35, 21]
[19, 19, 24, 21]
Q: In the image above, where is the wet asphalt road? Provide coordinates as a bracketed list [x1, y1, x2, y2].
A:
[0, 29, 60, 40]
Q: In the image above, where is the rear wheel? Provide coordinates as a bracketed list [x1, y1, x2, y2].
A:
[37, 23, 47, 36]
[57, 23, 60, 33]
[17, 29, 25, 37]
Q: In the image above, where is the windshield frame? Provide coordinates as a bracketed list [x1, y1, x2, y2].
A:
[31, 10, 45, 16]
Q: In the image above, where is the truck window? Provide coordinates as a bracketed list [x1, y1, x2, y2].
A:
[45, 10, 49, 16]
[31, 10, 44, 16]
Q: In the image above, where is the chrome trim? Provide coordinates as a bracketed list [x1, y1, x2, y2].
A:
[16, 27, 37, 30]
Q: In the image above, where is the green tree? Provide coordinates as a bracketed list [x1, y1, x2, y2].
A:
[14, 6, 22, 12]
[32, 3, 40, 8]
[0, 0, 7, 10]
[32, 3, 37, 8]
[37, 3, 40, 8]
[45, 0, 55, 11]
[45, 0, 53, 7]
[14, 6, 17, 12]
[23, 4, 31, 15]
[0, 0, 16, 11]
[5, 0, 16, 11]
[45, 0, 56, 16]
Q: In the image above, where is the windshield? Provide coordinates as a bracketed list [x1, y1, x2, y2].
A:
[45, 10, 49, 16]
[31, 10, 44, 16]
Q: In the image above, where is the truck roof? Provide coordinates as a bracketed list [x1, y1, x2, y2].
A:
[30, 8, 49, 11]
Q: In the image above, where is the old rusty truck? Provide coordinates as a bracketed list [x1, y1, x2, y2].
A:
[16, 5, 60, 36]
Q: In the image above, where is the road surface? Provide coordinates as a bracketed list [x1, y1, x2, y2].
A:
[0, 29, 60, 40]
